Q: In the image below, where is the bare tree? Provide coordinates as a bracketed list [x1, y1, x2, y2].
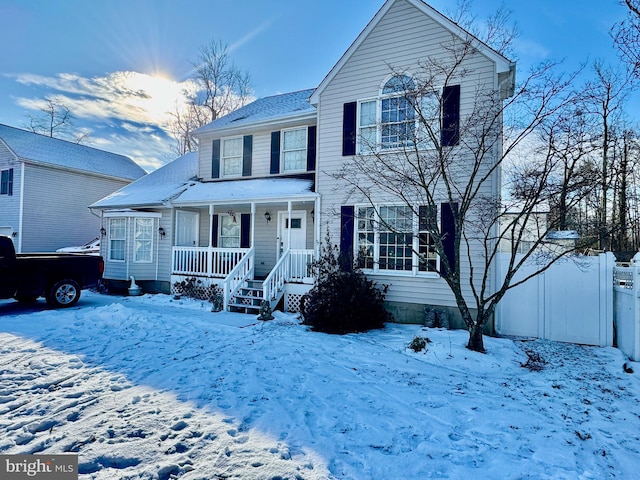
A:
[170, 40, 253, 155]
[612, 0, 640, 76]
[27, 98, 89, 144]
[333, 23, 588, 351]
[580, 61, 632, 250]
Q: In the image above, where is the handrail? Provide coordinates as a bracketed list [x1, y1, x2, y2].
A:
[263, 250, 290, 301]
[222, 247, 254, 308]
[263, 249, 314, 301]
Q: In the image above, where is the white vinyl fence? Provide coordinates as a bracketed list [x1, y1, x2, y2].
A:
[495, 253, 616, 348]
[613, 256, 640, 361]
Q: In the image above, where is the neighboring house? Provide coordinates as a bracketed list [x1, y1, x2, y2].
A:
[0, 124, 145, 252]
[498, 204, 581, 255]
[92, 0, 515, 324]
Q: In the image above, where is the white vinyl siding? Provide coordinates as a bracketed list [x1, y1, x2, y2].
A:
[315, 0, 500, 308]
[19, 163, 130, 252]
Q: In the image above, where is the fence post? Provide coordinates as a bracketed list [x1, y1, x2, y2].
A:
[634, 260, 640, 361]
[600, 253, 615, 347]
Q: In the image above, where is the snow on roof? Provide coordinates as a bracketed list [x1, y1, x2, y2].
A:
[173, 177, 316, 205]
[0, 124, 145, 181]
[193, 89, 316, 134]
[91, 152, 198, 209]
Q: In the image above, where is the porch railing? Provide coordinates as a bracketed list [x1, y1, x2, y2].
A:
[172, 246, 251, 277]
[263, 249, 314, 301]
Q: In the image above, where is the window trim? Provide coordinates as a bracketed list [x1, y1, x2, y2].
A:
[356, 78, 445, 154]
[219, 214, 241, 248]
[108, 218, 127, 263]
[280, 127, 308, 173]
[221, 136, 244, 178]
[0, 168, 13, 196]
[355, 204, 440, 276]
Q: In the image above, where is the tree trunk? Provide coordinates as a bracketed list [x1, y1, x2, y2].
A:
[466, 322, 485, 352]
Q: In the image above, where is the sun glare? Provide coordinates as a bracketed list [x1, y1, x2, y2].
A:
[123, 72, 188, 123]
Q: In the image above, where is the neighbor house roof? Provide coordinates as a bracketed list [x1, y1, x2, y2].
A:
[91, 152, 198, 209]
[0, 124, 146, 181]
[193, 89, 316, 135]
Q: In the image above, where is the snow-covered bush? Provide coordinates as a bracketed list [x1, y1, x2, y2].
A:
[302, 231, 391, 333]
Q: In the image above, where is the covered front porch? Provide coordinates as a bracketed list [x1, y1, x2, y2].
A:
[168, 179, 319, 312]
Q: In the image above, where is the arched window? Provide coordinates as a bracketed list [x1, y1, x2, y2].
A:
[358, 74, 417, 152]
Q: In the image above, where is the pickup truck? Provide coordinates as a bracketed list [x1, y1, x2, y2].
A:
[0, 235, 104, 308]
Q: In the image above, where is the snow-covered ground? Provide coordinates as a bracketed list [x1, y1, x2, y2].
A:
[1, 291, 639, 479]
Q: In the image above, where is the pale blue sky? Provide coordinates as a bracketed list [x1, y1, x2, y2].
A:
[0, 0, 633, 170]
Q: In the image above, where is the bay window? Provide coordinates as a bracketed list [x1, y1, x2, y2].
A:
[134, 218, 153, 263]
[109, 218, 126, 261]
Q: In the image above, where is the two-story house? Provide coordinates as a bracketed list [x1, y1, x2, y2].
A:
[92, 0, 515, 324]
[0, 124, 145, 252]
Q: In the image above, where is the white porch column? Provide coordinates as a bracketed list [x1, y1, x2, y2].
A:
[287, 201, 292, 251]
[208, 205, 215, 277]
[251, 202, 256, 247]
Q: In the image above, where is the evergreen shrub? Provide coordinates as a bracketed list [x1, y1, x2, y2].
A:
[301, 231, 392, 334]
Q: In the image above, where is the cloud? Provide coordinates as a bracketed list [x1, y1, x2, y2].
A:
[10, 71, 199, 170]
[13, 71, 195, 129]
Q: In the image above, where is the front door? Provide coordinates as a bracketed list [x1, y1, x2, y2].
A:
[278, 211, 307, 256]
[175, 210, 199, 246]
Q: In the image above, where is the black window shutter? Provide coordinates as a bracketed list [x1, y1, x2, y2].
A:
[441, 85, 460, 147]
[242, 135, 252, 177]
[307, 125, 317, 171]
[212, 214, 219, 247]
[240, 213, 251, 248]
[339, 205, 355, 271]
[342, 102, 357, 156]
[211, 139, 221, 178]
[440, 202, 458, 277]
[8, 168, 13, 196]
[270, 131, 281, 174]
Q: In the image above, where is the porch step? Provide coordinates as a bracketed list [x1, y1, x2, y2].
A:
[228, 285, 264, 313]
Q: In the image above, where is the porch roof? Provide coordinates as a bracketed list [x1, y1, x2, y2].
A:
[171, 177, 316, 206]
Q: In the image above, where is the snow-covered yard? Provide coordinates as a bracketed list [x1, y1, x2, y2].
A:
[1, 292, 639, 479]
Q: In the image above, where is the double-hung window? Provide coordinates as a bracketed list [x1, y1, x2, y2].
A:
[356, 205, 439, 274]
[221, 137, 243, 177]
[134, 218, 153, 263]
[0, 168, 13, 196]
[220, 215, 240, 248]
[358, 75, 417, 153]
[281, 127, 307, 172]
[109, 218, 126, 261]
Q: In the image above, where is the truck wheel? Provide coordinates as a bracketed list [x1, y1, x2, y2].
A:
[46, 279, 81, 308]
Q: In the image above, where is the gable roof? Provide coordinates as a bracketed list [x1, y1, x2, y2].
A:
[193, 89, 316, 135]
[0, 124, 146, 181]
[310, 0, 515, 105]
[91, 152, 198, 209]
